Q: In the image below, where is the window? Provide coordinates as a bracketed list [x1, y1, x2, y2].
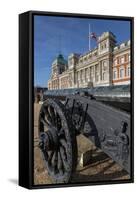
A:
[127, 67, 130, 76]
[103, 61, 107, 67]
[119, 67, 125, 78]
[129, 55, 130, 61]
[113, 70, 117, 79]
[120, 57, 124, 64]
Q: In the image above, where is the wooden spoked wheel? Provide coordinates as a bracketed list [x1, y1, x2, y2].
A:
[38, 99, 77, 183]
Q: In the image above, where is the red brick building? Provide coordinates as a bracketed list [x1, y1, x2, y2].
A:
[112, 40, 130, 85]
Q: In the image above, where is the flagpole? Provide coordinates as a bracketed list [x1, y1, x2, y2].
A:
[89, 24, 90, 51]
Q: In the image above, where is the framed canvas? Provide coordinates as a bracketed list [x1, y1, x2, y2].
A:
[19, 11, 134, 189]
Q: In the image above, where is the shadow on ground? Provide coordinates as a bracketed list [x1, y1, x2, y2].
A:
[8, 179, 18, 185]
[71, 150, 129, 183]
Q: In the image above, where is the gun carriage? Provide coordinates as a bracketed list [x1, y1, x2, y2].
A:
[38, 85, 131, 183]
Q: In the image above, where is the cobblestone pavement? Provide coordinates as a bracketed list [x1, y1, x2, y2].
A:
[34, 103, 130, 185]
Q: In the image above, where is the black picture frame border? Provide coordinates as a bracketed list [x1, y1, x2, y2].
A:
[19, 10, 134, 189]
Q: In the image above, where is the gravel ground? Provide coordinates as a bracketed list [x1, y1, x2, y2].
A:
[34, 103, 130, 185]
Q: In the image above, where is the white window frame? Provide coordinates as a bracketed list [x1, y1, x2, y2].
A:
[119, 66, 125, 78]
[113, 69, 117, 80]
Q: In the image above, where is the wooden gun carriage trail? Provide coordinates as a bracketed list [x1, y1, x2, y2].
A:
[37, 85, 131, 184]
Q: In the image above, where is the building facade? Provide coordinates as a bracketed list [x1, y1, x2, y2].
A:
[48, 32, 130, 90]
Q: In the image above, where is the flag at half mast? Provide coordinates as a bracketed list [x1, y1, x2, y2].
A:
[89, 32, 98, 41]
[88, 24, 98, 51]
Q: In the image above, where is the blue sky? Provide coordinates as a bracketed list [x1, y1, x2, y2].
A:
[34, 15, 130, 87]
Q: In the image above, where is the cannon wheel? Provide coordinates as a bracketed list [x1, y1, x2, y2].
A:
[38, 98, 77, 183]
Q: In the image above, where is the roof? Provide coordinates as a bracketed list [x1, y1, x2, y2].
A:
[53, 54, 67, 65]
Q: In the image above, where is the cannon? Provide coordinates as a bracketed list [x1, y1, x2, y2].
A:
[38, 85, 131, 183]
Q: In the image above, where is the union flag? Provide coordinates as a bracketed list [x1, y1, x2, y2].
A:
[89, 32, 98, 41]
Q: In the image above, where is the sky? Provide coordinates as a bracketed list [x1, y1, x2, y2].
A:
[34, 15, 131, 87]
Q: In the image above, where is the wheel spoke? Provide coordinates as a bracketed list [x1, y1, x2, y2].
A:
[58, 151, 63, 174]
[39, 120, 44, 132]
[60, 146, 70, 171]
[40, 117, 50, 128]
[51, 151, 58, 168]
[44, 106, 52, 125]
[56, 114, 61, 131]
[58, 127, 64, 136]
[48, 151, 54, 164]
[43, 150, 48, 161]
[48, 106, 56, 125]
[60, 139, 68, 149]
[57, 151, 63, 171]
